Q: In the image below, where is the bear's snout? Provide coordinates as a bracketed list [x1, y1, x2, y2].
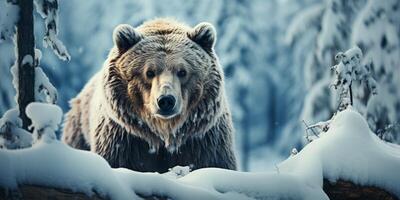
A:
[157, 95, 176, 115]
[150, 71, 183, 120]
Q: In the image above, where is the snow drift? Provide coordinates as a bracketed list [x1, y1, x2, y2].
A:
[0, 107, 399, 200]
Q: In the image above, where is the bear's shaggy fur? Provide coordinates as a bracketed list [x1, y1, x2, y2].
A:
[62, 19, 237, 172]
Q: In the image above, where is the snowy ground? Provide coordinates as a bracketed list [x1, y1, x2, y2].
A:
[0, 106, 399, 200]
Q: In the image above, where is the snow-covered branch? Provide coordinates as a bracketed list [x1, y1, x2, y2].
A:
[0, 0, 19, 42]
[34, 0, 70, 61]
[331, 46, 377, 110]
[0, 109, 32, 149]
[285, 4, 323, 45]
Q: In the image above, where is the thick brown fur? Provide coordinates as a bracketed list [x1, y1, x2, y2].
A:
[62, 19, 237, 172]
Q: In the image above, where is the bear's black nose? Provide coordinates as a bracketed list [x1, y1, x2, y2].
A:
[157, 95, 176, 114]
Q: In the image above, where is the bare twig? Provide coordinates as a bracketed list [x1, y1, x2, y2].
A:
[302, 120, 320, 139]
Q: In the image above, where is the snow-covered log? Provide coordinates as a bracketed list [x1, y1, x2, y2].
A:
[0, 108, 398, 200]
[2, 181, 397, 200]
[323, 179, 398, 200]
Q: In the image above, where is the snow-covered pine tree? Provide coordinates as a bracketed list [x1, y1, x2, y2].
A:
[301, 0, 362, 89]
[298, 0, 400, 143]
[0, 0, 68, 146]
[290, 0, 358, 140]
[289, 0, 364, 134]
[0, 1, 18, 116]
[214, 0, 260, 171]
[351, 0, 400, 143]
[285, 0, 325, 142]
[34, 0, 70, 61]
[331, 46, 377, 110]
[285, 2, 324, 87]
[300, 46, 377, 136]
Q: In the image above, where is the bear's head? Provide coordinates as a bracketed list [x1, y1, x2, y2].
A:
[103, 19, 226, 150]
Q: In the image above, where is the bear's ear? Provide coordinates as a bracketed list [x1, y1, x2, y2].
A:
[188, 22, 216, 52]
[113, 24, 142, 53]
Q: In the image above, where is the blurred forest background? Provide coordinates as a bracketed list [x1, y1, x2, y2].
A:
[1, 0, 399, 171]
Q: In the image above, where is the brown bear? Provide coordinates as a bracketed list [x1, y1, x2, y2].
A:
[62, 18, 237, 173]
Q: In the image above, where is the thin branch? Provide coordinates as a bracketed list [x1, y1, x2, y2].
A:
[349, 82, 353, 106]
[302, 120, 320, 138]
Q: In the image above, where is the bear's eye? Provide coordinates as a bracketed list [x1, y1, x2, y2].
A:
[146, 70, 155, 79]
[177, 69, 187, 78]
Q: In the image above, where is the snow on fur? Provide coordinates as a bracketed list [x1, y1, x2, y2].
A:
[0, 107, 399, 199]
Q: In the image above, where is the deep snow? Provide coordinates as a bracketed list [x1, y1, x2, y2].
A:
[0, 107, 399, 200]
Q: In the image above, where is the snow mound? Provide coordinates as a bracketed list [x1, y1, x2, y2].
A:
[0, 108, 399, 199]
[26, 102, 62, 132]
[164, 165, 191, 179]
[179, 168, 327, 200]
[0, 140, 136, 199]
[280, 107, 400, 197]
[26, 102, 62, 142]
[0, 140, 327, 200]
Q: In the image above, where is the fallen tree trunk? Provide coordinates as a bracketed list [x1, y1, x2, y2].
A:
[0, 185, 102, 200]
[1, 179, 398, 200]
[323, 179, 399, 200]
[0, 185, 170, 200]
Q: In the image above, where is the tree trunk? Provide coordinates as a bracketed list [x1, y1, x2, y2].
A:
[323, 179, 398, 200]
[1, 181, 398, 200]
[349, 82, 353, 106]
[16, 0, 35, 130]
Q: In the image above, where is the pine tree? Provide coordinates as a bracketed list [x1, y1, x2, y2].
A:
[288, 0, 400, 144]
[351, 0, 400, 142]
[331, 46, 377, 110]
[0, 0, 69, 136]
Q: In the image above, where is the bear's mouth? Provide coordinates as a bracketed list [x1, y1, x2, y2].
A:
[155, 111, 179, 119]
[155, 105, 182, 119]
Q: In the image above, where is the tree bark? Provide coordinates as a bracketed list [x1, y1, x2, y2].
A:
[1, 181, 398, 200]
[323, 179, 399, 200]
[16, 0, 35, 130]
[0, 185, 167, 200]
[0, 185, 102, 200]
